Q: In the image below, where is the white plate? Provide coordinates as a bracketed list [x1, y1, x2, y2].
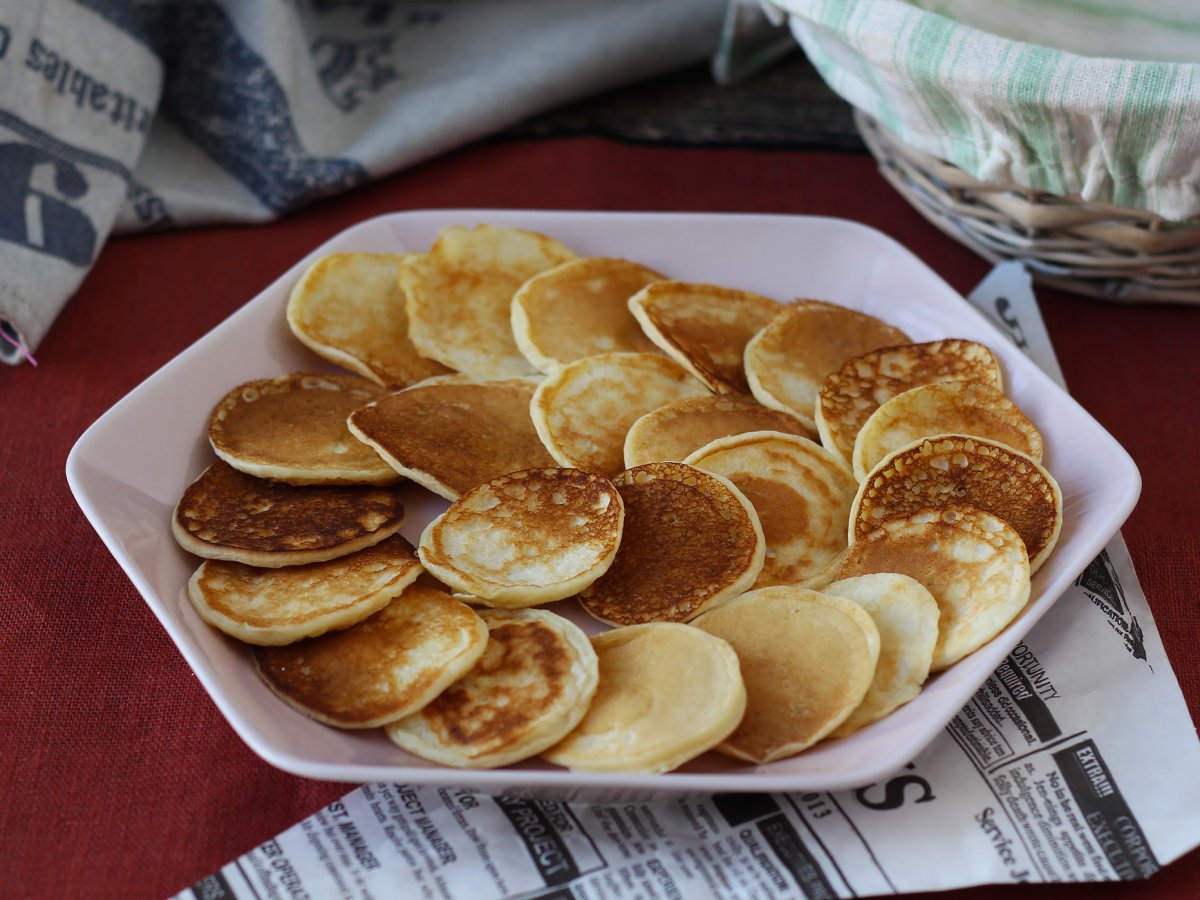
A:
[66, 210, 1140, 798]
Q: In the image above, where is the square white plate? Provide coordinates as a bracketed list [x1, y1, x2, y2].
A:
[67, 210, 1140, 798]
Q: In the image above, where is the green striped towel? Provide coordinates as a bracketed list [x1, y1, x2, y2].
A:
[776, 0, 1200, 221]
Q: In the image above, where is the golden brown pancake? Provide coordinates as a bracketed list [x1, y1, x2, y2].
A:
[744, 300, 911, 430]
[851, 434, 1062, 572]
[511, 257, 664, 373]
[188, 534, 423, 645]
[542, 623, 746, 773]
[401, 225, 576, 377]
[577, 461, 764, 625]
[623, 393, 814, 468]
[286, 252, 452, 387]
[823, 573, 939, 737]
[207, 372, 398, 485]
[530, 352, 709, 476]
[816, 339, 1003, 468]
[254, 577, 488, 728]
[347, 375, 555, 500]
[685, 432, 857, 589]
[836, 506, 1031, 671]
[418, 468, 624, 606]
[628, 281, 783, 393]
[852, 380, 1044, 480]
[692, 586, 880, 763]
[386, 608, 599, 768]
[171, 460, 406, 567]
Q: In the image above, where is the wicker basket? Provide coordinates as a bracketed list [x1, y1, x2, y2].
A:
[856, 111, 1200, 304]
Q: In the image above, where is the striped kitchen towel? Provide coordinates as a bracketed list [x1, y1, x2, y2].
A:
[776, 0, 1200, 222]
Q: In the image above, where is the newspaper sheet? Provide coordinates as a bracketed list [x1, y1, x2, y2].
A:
[179, 265, 1200, 899]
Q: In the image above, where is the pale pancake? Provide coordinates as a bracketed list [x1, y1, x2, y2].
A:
[188, 534, 423, 645]
[578, 462, 764, 626]
[401, 225, 576, 377]
[836, 507, 1031, 671]
[684, 432, 857, 589]
[823, 574, 939, 737]
[744, 300, 911, 430]
[816, 339, 1003, 468]
[386, 608, 599, 768]
[208, 372, 398, 485]
[853, 380, 1044, 480]
[628, 281, 783, 393]
[530, 352, 709, 476]
[511, 257, 664, 373]
[692, 587, 880, 763]
[623, 394, 814, 468]
[254, 577, 487, 728]
[542, 623, 746, 773]
[347, 375, 555, 500]
[286, 252, 451, 387]
[172, 461, 406, 567]
[851, 434, 1062, 572]
[418, 468, 624, 607]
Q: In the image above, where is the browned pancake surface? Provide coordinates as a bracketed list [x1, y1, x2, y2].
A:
[348, 377, 554, 498]
[632, 282, 782, 392]
[625, 394, 813, 466]
[254, 578, 485, 727]
[208, 372, 396, 484]
[173, 461, 405, 563]
[578, 462, 763, 625]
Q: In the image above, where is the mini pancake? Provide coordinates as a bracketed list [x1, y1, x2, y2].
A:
[816, 339, 1003, 468]
[188, 534, 423, 645]
[822, 573, 939, 737]
[628, 281, 783, 393]
[530, 352, 709, 476]
[623, 394, 814, 468]
[853, 380, 1044, 481]
[836, 506, 1031, 671]
[851, 434, 1062, 572]
[744, 300, 911, 430]
[347, 375, 555, 500]
[577, 462, 764, 626]
[172, 461, 406, 567]
[692, 586, 880, 763]
[386, 608, 599, 768]
[418, 468, 624, 607]
[254, 577, 488, 728]
[684, 432, 856, 589]
[401, 225, 576, 377]
[286, 252, 451, 388]
[208, 372, 398, 485]
[542, 623, 746, 773]
[511, 257, 664, 373]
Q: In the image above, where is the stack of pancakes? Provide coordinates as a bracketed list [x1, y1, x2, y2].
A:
[170, 223, 1062, 771]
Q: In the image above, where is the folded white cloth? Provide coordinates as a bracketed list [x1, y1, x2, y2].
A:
[0, 0, 726, 363]
[778, 0, 1200, 221]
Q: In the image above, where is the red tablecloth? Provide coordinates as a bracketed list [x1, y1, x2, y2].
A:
[3, 138, 1197, 899]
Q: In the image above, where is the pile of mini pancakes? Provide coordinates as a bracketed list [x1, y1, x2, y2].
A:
[170, 224, 1062, 772]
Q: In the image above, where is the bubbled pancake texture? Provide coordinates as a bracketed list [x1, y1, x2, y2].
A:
[818, 339, 1002, 466]
[853, 435, 1060, 570]
[419, 468, 622, 601]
